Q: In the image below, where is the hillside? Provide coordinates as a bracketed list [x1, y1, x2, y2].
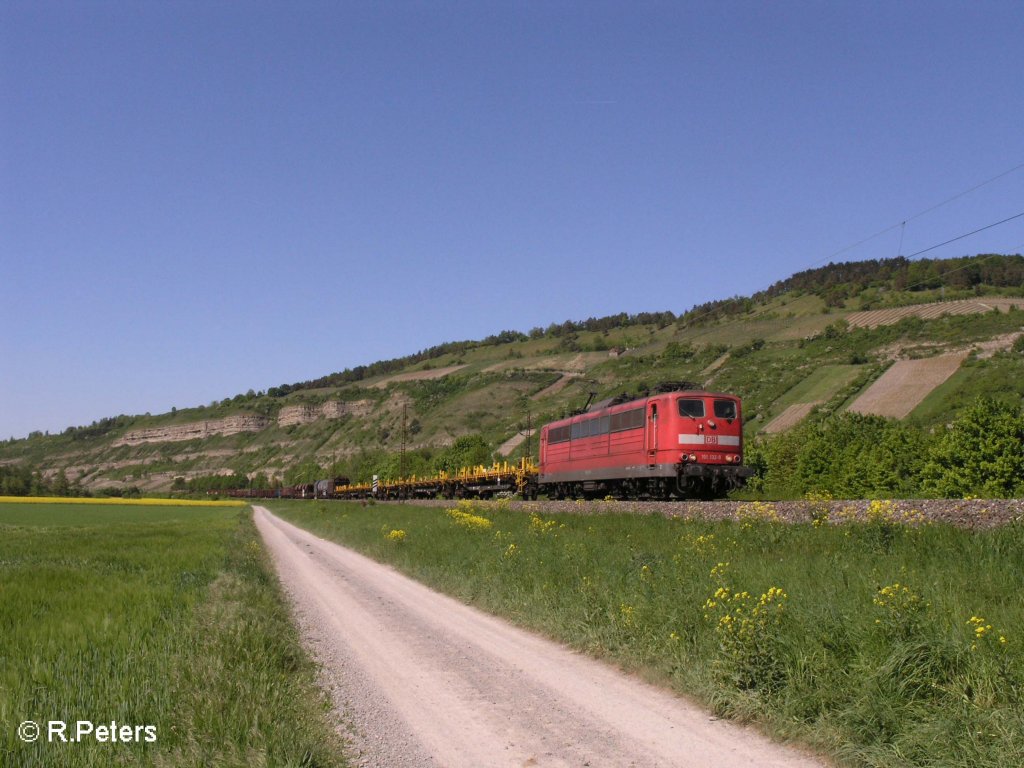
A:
[2, 254, 1023, 494]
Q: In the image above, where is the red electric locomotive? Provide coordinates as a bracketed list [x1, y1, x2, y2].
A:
[538, 385, 752, 499]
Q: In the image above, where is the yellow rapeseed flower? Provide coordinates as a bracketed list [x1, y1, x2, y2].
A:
[0, 496, 244, 507]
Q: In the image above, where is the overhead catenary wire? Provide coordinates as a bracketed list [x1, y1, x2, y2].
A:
[673, 161, 1024, 329]
[902, 210, 1024, 260]
[805, 160, 1024, 269]
[895, 235, 1024, 294]
[678, 207, 1024, 334]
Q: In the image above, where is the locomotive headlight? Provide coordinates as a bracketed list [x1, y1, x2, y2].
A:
[689, 453, 697, 462]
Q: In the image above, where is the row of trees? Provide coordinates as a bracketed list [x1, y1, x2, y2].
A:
[762, 254, 1024, 304]
[0, 466, 104, 497]
[748, 397, 1024, 499]
[678, 254, 1024, 324]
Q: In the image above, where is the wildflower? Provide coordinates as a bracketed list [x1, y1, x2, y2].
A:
[446, 502, 493, 531]
[702, 580, 789, 692]
[737, 501, 779, 526]
[529, 513, 558, 534]
[680, 532, 717, 557]
[967, 615, 1007, 651]
[805, 490, 832, 526]
[866, 499, 897, 524]
[384, 529, 407, 543]
[873, 582, 928, 639]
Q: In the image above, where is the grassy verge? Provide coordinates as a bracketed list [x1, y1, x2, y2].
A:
[268, 498, 1024, 768]
[0, 502, 348, 768]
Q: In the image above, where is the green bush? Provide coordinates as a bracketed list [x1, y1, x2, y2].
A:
[751, 413, 928, 498]
[922, 397, 1024, 498]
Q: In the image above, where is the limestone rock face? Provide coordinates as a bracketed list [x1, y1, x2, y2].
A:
[276, 400, 373, 427]
[113, 415, 271, 446]
[112, 400, 376, 446]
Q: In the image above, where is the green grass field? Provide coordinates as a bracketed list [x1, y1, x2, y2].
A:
[0, 502, 347, 768]
[268, 498, 1024, 768]
[909, 354, 1024, 427]
[776, 364, 866, 407]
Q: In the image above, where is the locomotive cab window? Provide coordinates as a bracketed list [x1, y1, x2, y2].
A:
[713, 399, 737, 420]
[678, 399, 705, 418]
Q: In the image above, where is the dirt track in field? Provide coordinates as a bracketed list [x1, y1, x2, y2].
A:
[762, 401, 823, 433]
[254, 506, 826, 768]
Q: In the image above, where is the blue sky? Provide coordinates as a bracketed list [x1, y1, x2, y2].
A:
[2, 1, 1023, 439]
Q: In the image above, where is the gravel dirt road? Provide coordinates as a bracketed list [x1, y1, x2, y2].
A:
[254, 506, 826, 768]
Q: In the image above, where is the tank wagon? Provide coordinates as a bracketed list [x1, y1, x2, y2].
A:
[537, 386, 752, 499]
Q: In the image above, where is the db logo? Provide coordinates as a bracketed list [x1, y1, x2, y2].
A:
[705, 435, 719, 445]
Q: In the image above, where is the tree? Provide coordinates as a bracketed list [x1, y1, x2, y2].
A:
[53, 469, 70, 497]
[284, 460, 324, 486]
[0, 465, 33, 495]
[434, 435, 493, 474]
[752, 413, 928, 498]
[660, 342, 695, 363]
[922, 397, 1024, 498]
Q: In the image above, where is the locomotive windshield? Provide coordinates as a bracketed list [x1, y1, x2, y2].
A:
[678, 399, 705, 418]
[713, 399, 737, 419]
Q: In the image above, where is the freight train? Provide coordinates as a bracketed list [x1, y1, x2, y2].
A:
[228, 385, 752, 501]
[226, 478, 349, 500]
[537, 384, 752, 499]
